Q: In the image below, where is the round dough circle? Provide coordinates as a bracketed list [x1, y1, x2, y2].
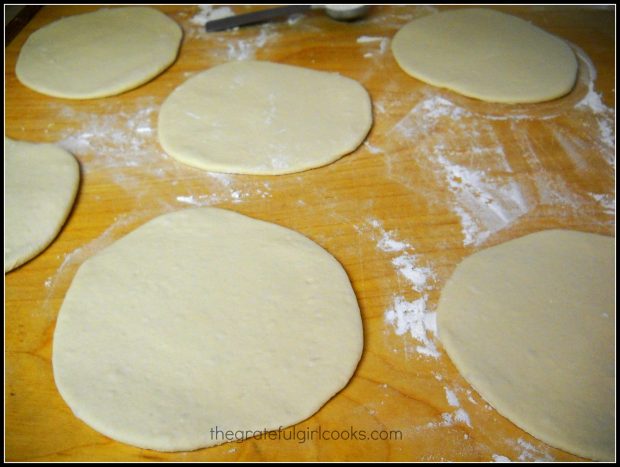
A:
[5, 137, 80, 272]
[157, 61, 373, 175]
[53, 208, 363, 451]
[391, 8, 578, 103]
[437, 230, 614, 460]
[16, 7, 182, 99]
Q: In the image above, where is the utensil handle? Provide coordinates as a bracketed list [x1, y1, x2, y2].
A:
[205, 5, 312, 32]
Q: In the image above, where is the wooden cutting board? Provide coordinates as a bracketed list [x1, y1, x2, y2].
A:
[5, 5, 615, 462]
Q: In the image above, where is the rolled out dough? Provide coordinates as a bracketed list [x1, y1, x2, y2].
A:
[157, 61, 373, 175]
[16, 7, 182, 99]
[437, 230, 614, 460]
[53, 208, 364, 451]
[5, 137, 80, 272]
[391, 8, 578, 103]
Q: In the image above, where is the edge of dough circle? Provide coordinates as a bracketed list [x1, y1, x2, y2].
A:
[16, 7, 182, 99]
[391, 8, 578, 104]
[157, 61, 373, 175]
[5, 138, 80, 273]
[53, 207, 364, 452]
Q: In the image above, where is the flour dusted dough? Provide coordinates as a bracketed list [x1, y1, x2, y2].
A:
[16, 7, 182, 99]
[53, 208, 363, 451]
[158, 61, 373, 175]
[437, 230, 614, 460]
[5, 138, 79, 272]
[391, 8, 578, 103]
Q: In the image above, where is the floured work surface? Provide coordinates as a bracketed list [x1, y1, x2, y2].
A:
[5, 5, 615, 462]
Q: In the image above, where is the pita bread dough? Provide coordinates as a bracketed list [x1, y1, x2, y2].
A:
[437, 230, 614, 460]
[157, 61, 373, 175]
[5, 137, 80, 272]
[391, 8, 578, 103]
[53, 208, 363, 451]
[16, 7, 182, 99]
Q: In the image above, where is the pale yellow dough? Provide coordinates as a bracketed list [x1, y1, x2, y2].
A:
[16, 7, 182, 99]
[437, 230, 614, 460]
[158, 61, 373, 175]
[53, 208, 363, 451]
[391, 8, 578, 103]
[5, 137, 80, 272]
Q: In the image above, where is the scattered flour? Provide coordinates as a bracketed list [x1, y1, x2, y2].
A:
[357, 35, 385, 43]
[176, 184, 271, 207]
[441, 387, 473, 428]
[392, 254, 433, 292]
[190, 5, 234, 27]
[287, 13, 305, 26]
[551, 125, 592, 172]
[176, 195, 203, 206]
[208, 172, 233, 187]
[514, 438, 555, 462]
[182, 5, 280, 60]
[466, 390, 478, 405]
[575, 46, 610, 115]
[385, 296, 439, 358]
[362, 218, 439, 358]
[52, 97, 272, 208]
[357, 35, 390, 59]
[572, 46, 615, 164]
[383, 46, 613, 246]
[452, 408, 472, 428]
[377, 231, 409, 252]
[55, 98, 164, 174]
[492, 454, 512, 462]
[188, 21, 282, 62]
[182, 5, 234, 38]
[589, 192, 615, 215]
[364, 141, 384, 154]
[444, 387, 460, 408]
[434, 151, 528, 246]
[421, 407, 472, 430]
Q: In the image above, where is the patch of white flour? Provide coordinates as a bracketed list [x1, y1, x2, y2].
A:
[444, 387, 460, 407]
[442, 387, 473, 428]
[514, 438, 555, 462]
[183, 5, 234, 38]
[55, 97, 164, 174]
[190, 5, 234, 26]
[392, 254, 433, 292]
[364, 141, 384, 154]
[358, 35, 390, 59]
[434, 150, 528, 246]
[176, 182, 272, 208]
[216, 25, 280, 61]
[385, 295, 439, 358]
[384, 92, 537, 246]
[361, 218, 439, 358]
[357, 35, 384, 43]
[573, 47, 615, 166]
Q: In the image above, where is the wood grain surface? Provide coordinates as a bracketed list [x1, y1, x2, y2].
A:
[5, 5, 615, 462]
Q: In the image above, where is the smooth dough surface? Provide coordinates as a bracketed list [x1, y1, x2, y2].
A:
[53, 207, 363, 451]
[157, 61, 373, 175]
[5, 137, 80, 272]
[16, 7, 182, 99]
[437, 230, 614, 460]
[391, 8, 578, 103]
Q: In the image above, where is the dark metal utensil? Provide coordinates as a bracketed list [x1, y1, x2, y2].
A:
[205, 5, 370, 32]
